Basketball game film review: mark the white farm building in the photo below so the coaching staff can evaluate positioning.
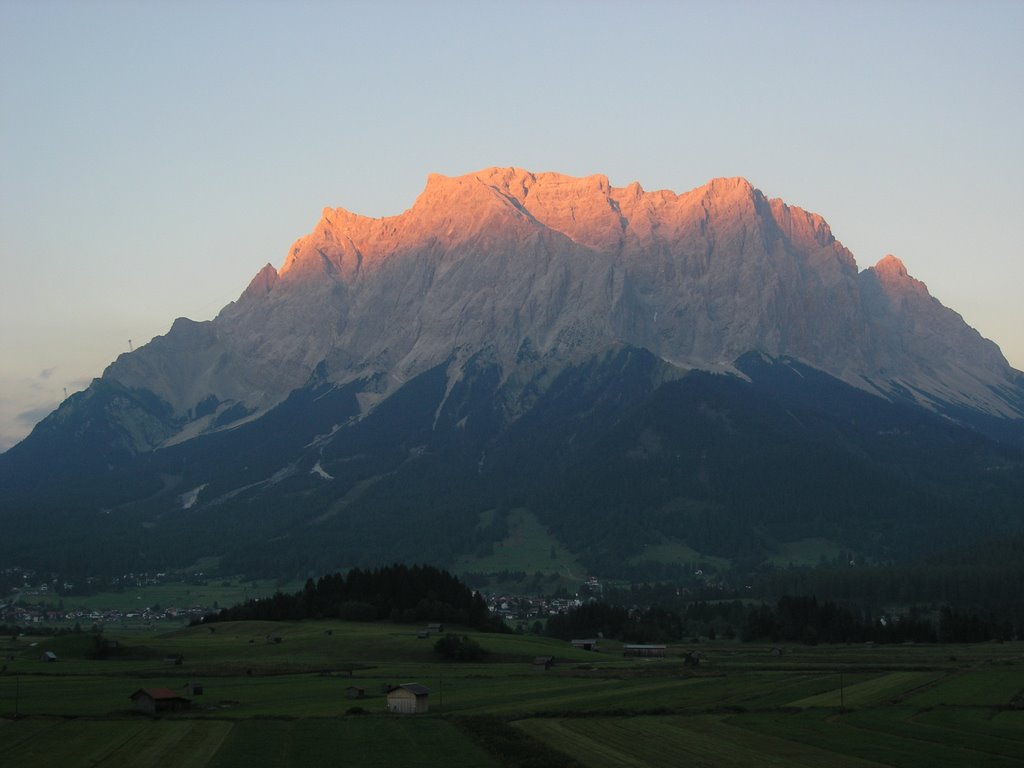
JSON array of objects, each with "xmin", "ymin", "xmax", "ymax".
[{"xmin": 386, "ymin": 683, "xmax": 430, "ymax": 714}]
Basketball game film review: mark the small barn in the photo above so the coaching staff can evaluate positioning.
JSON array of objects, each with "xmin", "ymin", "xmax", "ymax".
[
  {"xmin": 386, "ymin": 683, "xmax": 430, "ymax": 714},
  {"xmin": 129, "ymin": 688, "xmax": 192, "ymax": 715},
  {"xmin": 162, "ymin": 654, "xmax": 184, "ymax": 666},
  {"xmin": 345, "ymin": 686, "xmax": 366, "ymax": 699},
  {"xmin": 571, "ymin": 638, "xmax": 599, "ymax": 651},
  {"xmin": 40, "ymin": 651, "xmax": 58, "ymax": 662},
  {"xmin": 185, "ymin": 682, "xmax": 204, "ymax": 696}
]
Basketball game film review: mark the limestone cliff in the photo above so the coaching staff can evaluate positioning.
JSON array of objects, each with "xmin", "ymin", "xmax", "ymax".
[{"xmin": 101, "ymin": 167, "xmax": 1023, "ymax": 448}]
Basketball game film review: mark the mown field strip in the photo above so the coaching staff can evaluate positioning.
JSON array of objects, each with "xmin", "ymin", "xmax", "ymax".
[
  {"xmin": 687, "ymin": 715, "xmax": 890, "ymax": 768},
  {"xmin": 788, "ymin": 671, "xmax": 943, "ymax": 709},
  {"xmin": 204, "ymin": 720, "xmax": 291, "ymax": 768},
  {"xmin": 517, "ymin": 715, "xmax": 892, "ymax": 768},
  {"xmin": 467, "ymin": 670, "xmax": 802, "ymax": 714},
  {"xmin": 912, "ymin": 706, "xmax": 1024, "ymax": 742},
  {"xmin": 514, "ymin": 717, "xmax": 669, "ymax": 768},
  {"xmin": 730, "ymin": 709, "xmax": 1024, "ymax": 768},
  {"xmin": 452, "ymin": 675, "xmax": 698, "ymax": 714},
  {"xmin": 903, "ymin": 666, "xmax": 1024, "ymax": 707},
  {"xmin": 205, "ymin": 718, "xmax": 500, "ymax": 768},
  {"xmin": 0, "ymin": 716, "xmax": 59, "ymax": 755},
  {"xmin": 118, "ymin": 720, "xmax": 235, "ymax": 768},
  {"xmin": 0, "ymin": 717, "xmax": 502, "ymax": 768},
  {"xmin": 4, "ymin": 719, "xmax": 149, "ymax": 768},
  {"xmin": 846, "ymin": 706, "xmax": 1024, "ymax": 760}
]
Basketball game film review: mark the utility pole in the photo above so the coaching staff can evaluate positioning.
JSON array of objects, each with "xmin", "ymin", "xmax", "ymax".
[{"xmin": 839, "ymin": 669, "xmax": 845, "ymax": 713}]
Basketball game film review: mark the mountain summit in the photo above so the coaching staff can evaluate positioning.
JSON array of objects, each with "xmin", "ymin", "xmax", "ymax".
[
  {"xmin": 99, "ymin": 167, "xmax": 1020, "ymax": 449},
  {"xmin": 3, "ymin": 168, "xmax": 1022, "ymax": 576}
]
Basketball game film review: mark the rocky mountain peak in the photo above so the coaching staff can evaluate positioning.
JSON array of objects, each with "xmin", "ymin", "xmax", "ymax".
[
  {"xmin": 90, "ymin": 167, "xmax": 1024, "ymax": 448},
  {"xmin": 875, "ymin": 253, "xmax": 910, "ymax": 278},
  {"xmin": 240, "ymin": 263, "xmax": 279, "ymax": 300},
  {"xmin": 865, "ymin": 254, "xmax": 933, "ymax": 303}
]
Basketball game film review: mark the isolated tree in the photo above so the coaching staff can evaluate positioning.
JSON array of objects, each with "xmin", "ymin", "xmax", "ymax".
[{"xmin": 433, "ymin": 633, "xmax": 485, "ymax": 661}]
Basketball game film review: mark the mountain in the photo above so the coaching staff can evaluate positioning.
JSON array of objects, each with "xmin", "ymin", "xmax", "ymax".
[{"xmin": 2, "ymin": 168, "xmax": 1022, "ymax": 578}]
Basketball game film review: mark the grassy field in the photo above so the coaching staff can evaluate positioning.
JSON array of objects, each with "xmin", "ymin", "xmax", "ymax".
[
  {"xmin": 1, "ymin": 622, "xmax": 1022, "ymax": 767},
  {"xmin": 767, "ymin": 537, "xmax": 845, "ymax": 567},
  {"xmin": 626, "ymin": 539, "xmax": 732, "ymax": 573},
  {"xmin": 452, "ymin": 509, "xmax": 587, "ymax": 584}
]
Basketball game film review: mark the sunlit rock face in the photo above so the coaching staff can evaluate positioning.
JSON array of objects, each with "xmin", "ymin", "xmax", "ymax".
[{"xmin": 103, "ymin": 167, "xmax": 1023, "ymax": 448}]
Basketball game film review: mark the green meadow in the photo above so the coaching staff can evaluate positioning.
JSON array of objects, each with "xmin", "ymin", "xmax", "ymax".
[
  {"xmin": 1, "ymin": 622, "xmax": 1021, "ymax": 767},
  {"xmin": 453, "ymin": 509, "xmax": 588, "ymax": 585}
]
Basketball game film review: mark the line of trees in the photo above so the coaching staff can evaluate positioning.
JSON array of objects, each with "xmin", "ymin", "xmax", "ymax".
[
  {"xmin": 545, "ymin": 602, "xmax": 683, "ymax": 643},
  {"xmin": 742, "ymin": 597, "xmax": 1017, "ymax": 644},
  {"xmin": 545, "ymin": 596, "xmax": 1019, "ymax": 645}
]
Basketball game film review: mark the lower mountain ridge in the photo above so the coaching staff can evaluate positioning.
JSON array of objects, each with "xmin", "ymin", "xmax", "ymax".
[
  {"xmin": 2, "ymin": 168, "xmax": 1023, "ymax": 577},
  {"xmin": 2, "ymin": 347, "xmax": 1022, "ymax": 578}
]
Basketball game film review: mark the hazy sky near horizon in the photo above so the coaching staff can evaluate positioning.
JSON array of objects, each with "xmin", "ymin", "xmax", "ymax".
[{"xmin": 1, "ymin": 1, "xmax": 1022, "ymax": 451}]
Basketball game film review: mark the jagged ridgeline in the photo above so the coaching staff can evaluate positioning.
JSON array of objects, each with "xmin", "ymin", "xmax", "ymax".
[
  {"xmin": 2, "ymin": 168, "xmax": 1022, "ymax": 577},
  {"xmin": 201, "ymin": 564, "xmax": 501, "ymax": 631}
]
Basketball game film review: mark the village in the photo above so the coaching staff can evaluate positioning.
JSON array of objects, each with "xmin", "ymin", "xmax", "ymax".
[
  {"xmin": 0, "ymin": 566, "xmax": 228, "ymax": 629},
  {"xmin": 0, "ymin": 566, "xmax": 603, "ymax": 632}
]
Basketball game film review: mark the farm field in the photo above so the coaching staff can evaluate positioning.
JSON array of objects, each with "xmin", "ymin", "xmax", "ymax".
[{"xmin": 1, "ymin": 622, "xmax": 1021, "ymax": 767}]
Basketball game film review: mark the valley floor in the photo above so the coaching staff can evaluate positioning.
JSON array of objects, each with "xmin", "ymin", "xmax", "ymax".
[{"xmin": 1, "ymin": 622, "xmax": 1022, "ymax": 767}]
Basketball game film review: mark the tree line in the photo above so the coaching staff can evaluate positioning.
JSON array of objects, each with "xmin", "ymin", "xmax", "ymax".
[
  {"xmin": 546, "ymin": 596, "xmax": 1019, "ymax": 645},
  {"xmin": 198, "ymin": 564, "xmax": 505, "ymax": 632}
]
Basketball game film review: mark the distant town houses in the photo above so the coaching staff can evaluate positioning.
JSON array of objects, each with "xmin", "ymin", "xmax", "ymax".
[
  {"xmin": 1, "ymin": 601, "xmax": 211, "ymax": 626},
  {"xmin": 5, "ymin": 567, "xmax": 607, "ymax": 630},
  {"xmin": 485, "ymin": 593, "xmax": 583, "ymax": 621},
  {"xmin": 1, "ymin": 568, "xmax": 219, "ymax": 627}
]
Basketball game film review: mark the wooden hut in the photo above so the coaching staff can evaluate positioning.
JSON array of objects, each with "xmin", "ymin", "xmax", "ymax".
[
  {"xmin": 129, "ymin": 688, "xmax": 191, "ymax": 715},
  {"xmin": 386, "ymin": 683, "xmax": 430, "ymax": 714}
]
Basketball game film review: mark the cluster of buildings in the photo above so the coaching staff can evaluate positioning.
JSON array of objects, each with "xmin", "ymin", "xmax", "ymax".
[
  {"xmin": 1, "ymin": 566, "xmax": 219, "ymax": 628},
  {"xmin": 485, "ymin": 593, "xmax": 583, "ymax": 622},
  {"xmin": 1, "ymin": 601, "xmax": 210, "ymax": 627},
  {"xmin": 1, "ymin": 567, "xmax": 188, "ymax": 597}
]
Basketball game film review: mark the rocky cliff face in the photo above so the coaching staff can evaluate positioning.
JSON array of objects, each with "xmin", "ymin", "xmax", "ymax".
[{"xmin": 92, "ymin": 167, "xmax": 1024, "ymax": 449}]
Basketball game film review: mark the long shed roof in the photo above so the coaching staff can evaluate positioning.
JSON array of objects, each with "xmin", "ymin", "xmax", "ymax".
[
  {"xmin": 393, "ymin": 683, "xmax": 430, "ymax": 696},
  {"xmin": 130, "ymin": 687, "xmax": 190, "ymax": 701}
]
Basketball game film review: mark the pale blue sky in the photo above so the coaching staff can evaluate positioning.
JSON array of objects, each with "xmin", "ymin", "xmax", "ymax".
[{"xmin": 1, "ymin": 1, "xmax": 1022, "ymax": 450}]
